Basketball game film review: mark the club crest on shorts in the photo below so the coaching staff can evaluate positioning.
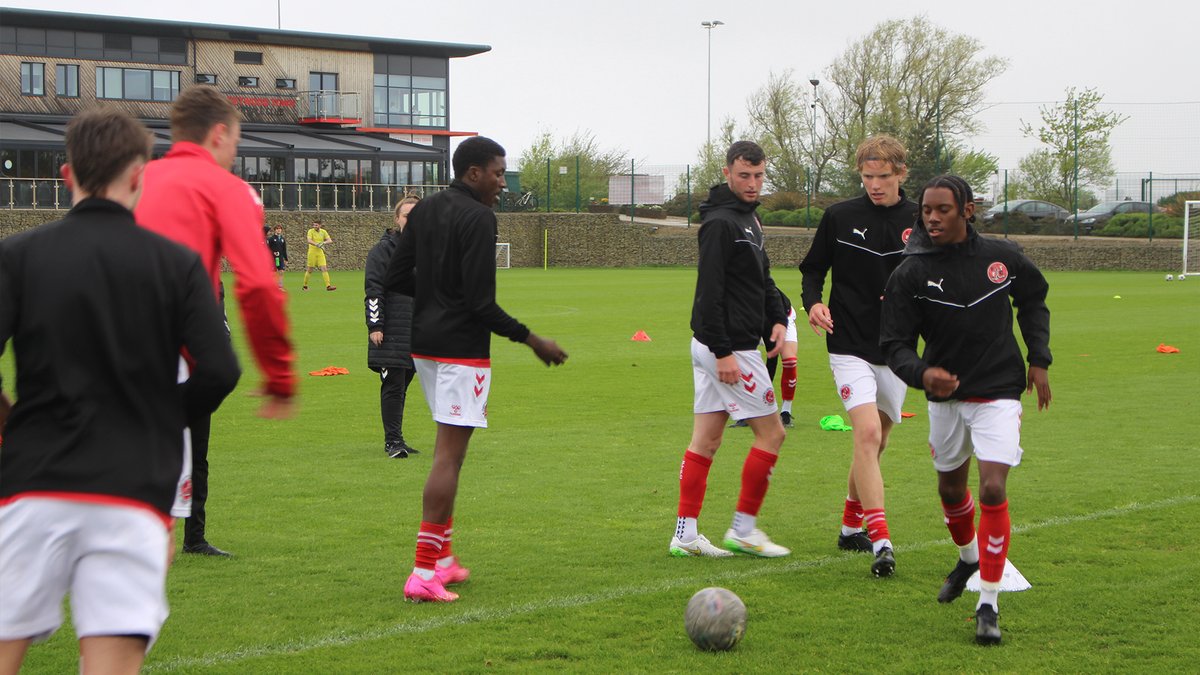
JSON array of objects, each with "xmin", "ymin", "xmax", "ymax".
[
  {"xmin": 987, "ymin": 262, "xmax": 1009, "ymax": 284},
  {"xmin": 901, "ymin": 227, "xmax": 912, "ymax": 244},
  {"xmin": 764, "ymin": 389, "xmax": 775, "ymax": 405},
  {"xmin": 840, "ymin": 384, "xmax": 852, "ymax": 401}
]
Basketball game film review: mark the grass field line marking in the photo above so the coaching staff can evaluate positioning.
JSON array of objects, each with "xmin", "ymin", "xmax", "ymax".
[{"xmin": 145, "ymin": 494, "xmax": 1198, "ymax": 672}]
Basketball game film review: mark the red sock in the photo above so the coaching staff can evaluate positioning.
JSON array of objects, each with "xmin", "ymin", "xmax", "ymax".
[
  {"xmin": 781, "ymin": 358, "xmax": 797, "ymax": 402},
  {"xmin": 678, "ymin": 451, "xmax": 712, "ymax": 518},
  {"xmin": 842, "ymin": 497, "xmax": 864, "ymax": 529},
  {"xmin": 941, "ymin": 491, "xmax": 977, "ymax": 547},
  {"xmin": 735, "ymin": 448, "xmax": 778, "ymax": 516},
  {"xmin": 414, "ymin": 521, "xmax": 447, "ymax": 571},
  {"xmin": 440, "ymin": 516, "xmax": 454, "ymax": 560},
  {"xmin": 863, "ymin": 508, "xmax": 890, "ymax": 543},
  {"xmin": 977, "ymin": 501, "xmax": 1011, "ymax": 584}
]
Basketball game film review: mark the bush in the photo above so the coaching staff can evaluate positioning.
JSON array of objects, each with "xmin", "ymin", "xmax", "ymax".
[
  {"xmin": 761, "ymin": 191, "xmax": 806, "ymax": 211},
  {"xmin": 662, "ymin": 191, "xmax": 706, "ymax": 218},
  {"xmin": 760, "ymin": 209, "xmax": 788, "ymax": 226},
  {"xmin": 1096, "ymin": 213, "xmax": 1183, "ymax": 238},
  {"xmin": 976, "ymin": 213, "xmax": 1038, "ymax": 235},
  {"xmin": 1158, "ymin": 191, "xmax": 1200, "ymax": 217}
]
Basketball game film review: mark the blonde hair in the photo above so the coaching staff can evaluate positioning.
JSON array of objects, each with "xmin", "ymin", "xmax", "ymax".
[
  {"xmin": 393, "ymin": 194, "xmax": 420, "ymax": 218},
  {"xmin": 855, "ymin": 134, "xmax": 908, "ymax": 176}
]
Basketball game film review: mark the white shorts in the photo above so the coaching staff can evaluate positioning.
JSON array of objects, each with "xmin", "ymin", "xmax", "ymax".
[
  {"xmin": 927, "ymin": 399, "xmax": 1024, "ymax": 473},
  {"xmin": 691, "ymin": 338, "xmax": 777, "ymax": 420},
  {"xmin": 413, "ymin": 356, "xmax": 490, "ymax": 428},
  {"xmin": 784, "ymin": 306, "xmax": 798, "ymax": 344},
  {"xmin": 828, "ymin": 353, "xmax": 907, "ymax": 423},
  {"xmin": 172, "ymin": 356, "xmax": 191, "ymax": 518},
  {"xmin": 0, "ymin": 497, "xmax": 170, "ymax": 647}
]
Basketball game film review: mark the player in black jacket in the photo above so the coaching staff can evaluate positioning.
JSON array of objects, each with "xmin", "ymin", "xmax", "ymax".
[
  {"xmin": 671, "ymin": 141, "xmax": 791, "ymax": 560},
  {"xmin": 267, "ymin": 225, "xmax": 289, "ymax": 290},
  {"xmin": 0, "ymin": 109, "xmax": 239, "ymax": 673},
  {"xmin": 365, "ymin": 196, "xmax": 421, "ymax": 459},
  {"xmin": 881, "ymin": 174, "xmax": 1051, "ymax": 646},
  {"xmin": 798, "ymin": 134, "xmax": 917, "ymax": 577},
  {"xmin": 385, "ymin": 137, "xmax": 567, "ymax": 603}
]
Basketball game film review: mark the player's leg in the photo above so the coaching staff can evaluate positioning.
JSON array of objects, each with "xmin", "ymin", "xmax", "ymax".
[
  {"xmin": 722, "ymin": 349, "xmax": 790, "ymax": 558},
  {"xmin": 930, "ymin": 401, "xmax": 980, "ymax": 605},
  {"xmin": 435, "ymin": 516, "xmax": 469, "ymax": 585},
  {"xmin": 829, "ymin": 355, "xmax": 876, "ymax": 554},
  {"xmin": 319, "ymin": 258, "xmax": 334, "ymax": 290},
  {"xmin": 0, "ymin": 639, "xmax": 32, "ymax": 675},
  {"xmin": 181, "ymin": 412, "xmax": 227, "ymax": 557},
  {"xmin": 78, "ymin": 636, "xmax": 147, "ymax": 675},
  {"xmin": 397, "ymin": 367, "xmax": 419, "ymax": 454},
  {"xmin": 405, "ymin": 422, "xmax": 471, "ymax": 602},
  {"xmin": 779, "ymin": 308, "xmax": 799, "ymax": 426},
  {"xmin": 671, "ymin": 411, "xmax": 732, "ymax": 557},
  {"xmin": 380, "ymin": 368, "xmax": 406, "ymax": 458},
  {"xmin": 846, "ymin": 402, "xmax": 895, "ymax": 576}
]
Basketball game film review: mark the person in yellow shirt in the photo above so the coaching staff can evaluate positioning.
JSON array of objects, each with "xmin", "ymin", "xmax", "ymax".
[{"xmin": 303, "ymin": 220, "xmax": 336, "ymax": 291}]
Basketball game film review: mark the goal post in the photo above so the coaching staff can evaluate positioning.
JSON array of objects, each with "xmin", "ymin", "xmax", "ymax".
[
  {"xmin": 496, "ymin": 242, "xmax": 511, "ymax": 270},
  {"xmin": 1184, "ymin": 201, "xmax": 1200, "ymax": 278}
]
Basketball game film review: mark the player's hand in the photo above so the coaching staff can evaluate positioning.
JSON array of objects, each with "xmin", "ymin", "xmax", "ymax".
[
  {"xmin": 764, "ymin": 323, "xmax": 787, "ymax": 358},
  {"xmin": 808, "ymin": 303, "xmax": 833, "ymax": 336},
  {"xmin": 716, "ymin": 355, "xmax": 740, "ymax": 385},
  {"xmin": 526, "ymin": 333, "xmax": 567, "ymax": 366},
  {"xmin": 257, "ymin": 394, "xmax": 296, "ymax": 419},
  {"xmin": 1027, "ymin": 366, "xmax": 1051, "ymax": 410},
  {"xmin": 369, "ymin": 330, "xmax": 384, "ymax": 346},
  {"xmin": 921, "ymin": 367, "xmax": 959, "ymax": 398}
]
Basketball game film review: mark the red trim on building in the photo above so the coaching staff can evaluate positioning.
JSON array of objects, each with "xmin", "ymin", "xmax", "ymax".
[{"xmin": 299, "ymin": 117, "xmax": 364, "ymax": 125}]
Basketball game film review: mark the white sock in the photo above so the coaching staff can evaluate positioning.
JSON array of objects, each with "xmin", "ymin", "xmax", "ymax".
[
  {"xmin": 413, "ymin": 567, "xmax": 435, "ymax": 581},
  {"xmin": 872, "ymin": 538, "xmax": 892, "ymax": 554},
  {"xmin": 676, "ymin": 517, "xmax": 698, "ymax": 542},
  {"xmin": 436, "ymin": 556, "xmax": 455, "ymax": 568},
  {"xmin": 977, "ymin": 582, "xmax": 999, "ymax": 611},
  {"xmin": 841, "ymin": 524, "xmax": 862, "ymax": 537},
  {"xmin": 960, "ymin": 535, "xmax": 980, "ymax": 565},
  {"xmin": 731, "ymin": 511, "xmax": 756, "ymax": 537},
  {"xmin": 781, "ymin": 400, "xmax": 793, "ymax": 414}
]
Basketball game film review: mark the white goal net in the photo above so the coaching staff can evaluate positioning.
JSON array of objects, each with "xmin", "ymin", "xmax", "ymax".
[
  {"xmin": 496, "ymin": 242, "xmax": 511, "ymax": 270},
  {"xmin": 1183, "ymin": 201, "xmax": 1200, "ymax": 278}
]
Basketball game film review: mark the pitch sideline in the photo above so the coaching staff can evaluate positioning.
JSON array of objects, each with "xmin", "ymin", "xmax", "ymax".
[{"xmin": 145, "ymin": 494, "xmax": 1199, "ymax": 672}]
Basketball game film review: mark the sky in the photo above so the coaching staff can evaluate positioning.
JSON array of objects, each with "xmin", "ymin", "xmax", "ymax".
[{"xmin": 6, "ymin": 0, "xmax": 1198, "ymax": 177}]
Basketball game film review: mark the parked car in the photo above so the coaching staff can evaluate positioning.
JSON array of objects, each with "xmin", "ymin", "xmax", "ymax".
[
  {"xmin": 981, "ymin": 200, "xmax": 1070, "ymax": 223},
  {"xmin": 1065, "ymin": 201, "xmax": 1157, "ymax": 231}
]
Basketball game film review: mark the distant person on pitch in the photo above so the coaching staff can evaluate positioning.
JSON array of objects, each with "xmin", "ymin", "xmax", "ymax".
[
  {"xmin": 385, "ymin": 137, "xmax": 567, "ymax": 603},
  {"xmin": 881, "ymin": 174, "xmax": 1051, "ymax": 646},
  {"xmin": 267, "ymin": 225, "xmax": 289, "ymax": 290},
  {"xmin": 670, "ymin": 140, "xmax": 791, "ymax": 560},
  {"xmin": 304, "ymin": 219, "xmax": 336, "ymax": 291},
  {"xmin": 0, "ymin": 108, "xmax": 239, "ymax": 675}
]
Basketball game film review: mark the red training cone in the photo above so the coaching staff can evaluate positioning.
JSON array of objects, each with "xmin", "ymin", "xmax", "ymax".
[{"xmin": 631, "ymin": 330, "xmax": 652, "ymax": 342}]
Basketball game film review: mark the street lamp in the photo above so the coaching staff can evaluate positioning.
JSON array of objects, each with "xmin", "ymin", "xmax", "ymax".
[
  {"xmin": 807, "ymin": 77, "xmax": 819, "ymax": 227},
  {"xmin": 701, "ymin": 20, "xmax": 724, "ymax": 149}
]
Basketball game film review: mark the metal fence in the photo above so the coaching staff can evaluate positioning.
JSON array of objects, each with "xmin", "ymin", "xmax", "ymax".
[{"xmin": 1, "ymin": 178, "xmax": 447, "ymax": 212}]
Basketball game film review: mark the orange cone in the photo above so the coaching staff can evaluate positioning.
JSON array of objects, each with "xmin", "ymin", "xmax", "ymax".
[
  {"xmin": 631, "ymin": 330, "xmax": 652, "ymax": 342},
  {"xmin": 1157, "ymin": 343, "xmax": 1180, "ymax": 354}
]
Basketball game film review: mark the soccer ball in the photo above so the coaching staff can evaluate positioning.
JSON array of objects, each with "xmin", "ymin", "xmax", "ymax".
[
  {"xmin": 1179, "ymin": 274, "xmax": 1187, "ymax": 281},
  {"xmin": 1166, "ymin": 274, "xmax": 1174, "ymax": 281},
  {"xmin": 684, "ymin": 587, "xmax": 747, "ymax": 651}
]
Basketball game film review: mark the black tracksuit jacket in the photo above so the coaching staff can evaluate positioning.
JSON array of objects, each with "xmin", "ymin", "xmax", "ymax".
[
  {"xmin": 0, "ymin": 199, "xmax": 240, "ymax": 516},
  {"xmin": 365, "ymin": 230, "xmax": 413, "ymax": 371},
  {"xmin": 383, "ymin": 181, "xmax": 529, "ymax": 360},
  {"xmin": 799, "ymin": 191, "xmax": 918, "ymax": 365},
  {"xmin": 880, "ymin": 224, "xmax": 1052, "ymax": 402},
  {"xmin": 691, "ymin": 183, "xmax": 787, "ymax": 358}
]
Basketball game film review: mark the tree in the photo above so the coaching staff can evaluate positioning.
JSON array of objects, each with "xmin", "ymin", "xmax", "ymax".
[
  {"xmin": 516, "ymin": 130, "xmax": 628, "ymax": 210},
  {"xmin": 822, "ymin": 16, "xmax": 1008, "ymax": 190},
  {"xmin": 689, "ymin": 116, "xmax": 739, "ymax": 192},
  {"xmin": 1017, "ymin": 87, "xmax": 1127, "ymax": 208},
  {"xmin": 743, "ymin": 70, "xmax": 840, "ymax": 197}
]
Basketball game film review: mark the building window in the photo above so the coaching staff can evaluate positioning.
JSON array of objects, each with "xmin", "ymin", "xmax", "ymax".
[
  {"xmin": 20, "ymin": 62, "xmax": 45, "ymax": 96},
  {"xmin": 238, "ymin": 76, "xmax": 259, "ymax": 87},
  {"xmin": 195, "ymin": 73, "xmax": 217, "ymax": 84},
  {"xmin": 55, "ymin": 64, "xmax": 79, "ymax": 97},
  {"xmin": 309, "ymin": 71, "xmax": 338, "ymax": 91},
  {"xmin": 372, "ymin": 56, "xmax": 447, "ymax": 128},
  {"xmin": 234, "ymin": 50, "xmax": 263, "ymax": 64},
  {"xmin": 97, "ymin": 66, "xmax": 179, "ymax": 101},
  {"xmin": 275, "ymin": 78, "xmax": 296, "ymax": 89}
]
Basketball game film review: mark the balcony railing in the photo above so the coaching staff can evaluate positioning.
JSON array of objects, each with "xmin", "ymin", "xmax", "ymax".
[
  {"xmin": 297, "ymin": 90, "xmax": 362, "ymax": 125},
  {"xmin": 1, "ymin": 178, "xmax": 447, "ymax": 212}
]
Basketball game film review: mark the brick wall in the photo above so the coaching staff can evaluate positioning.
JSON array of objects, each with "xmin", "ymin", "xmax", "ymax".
[{"xmin": 1, "ymin": 209, "xmax": 1183, "ymax": 271}]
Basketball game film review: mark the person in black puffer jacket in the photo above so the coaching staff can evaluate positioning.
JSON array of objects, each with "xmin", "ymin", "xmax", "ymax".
[{"xmin": 365, "ymin": 196, "xmax": 422, "ymax": 459}]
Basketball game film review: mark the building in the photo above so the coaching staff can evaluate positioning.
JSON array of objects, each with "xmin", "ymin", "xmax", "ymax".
[{"xmin": 0, "ymin": 7, "xmax": 489, "ymax": 210}]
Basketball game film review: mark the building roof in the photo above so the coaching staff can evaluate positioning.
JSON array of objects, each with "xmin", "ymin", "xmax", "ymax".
[{"xmin": 0, "ymin": 7, "xmax": 491, "ymax": 59}]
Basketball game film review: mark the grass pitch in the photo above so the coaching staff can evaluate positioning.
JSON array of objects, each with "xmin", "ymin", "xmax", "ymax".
[{"xmin": 6, "ymin": 268, "xmax": 1200, "ymax": 673}]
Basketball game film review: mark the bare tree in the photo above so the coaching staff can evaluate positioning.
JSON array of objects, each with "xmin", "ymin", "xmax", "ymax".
[{"xmin": 1018, "ymin": 87, "xmax": 1127, "ymax": 207}]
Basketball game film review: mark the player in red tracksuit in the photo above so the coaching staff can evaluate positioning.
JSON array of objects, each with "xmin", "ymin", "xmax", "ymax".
[{"xmin": 135, "ymin": 86, "xmax": 296, "ymax": 557}]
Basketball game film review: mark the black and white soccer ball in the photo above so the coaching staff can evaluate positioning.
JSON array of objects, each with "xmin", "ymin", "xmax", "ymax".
[
  {"xmin": 684, "ymin": 587, "xmax": 747, "ymax": 651},
  {"xmin": 1166, "ymin": 274, "xmax": 1174, "ymax": 281}
]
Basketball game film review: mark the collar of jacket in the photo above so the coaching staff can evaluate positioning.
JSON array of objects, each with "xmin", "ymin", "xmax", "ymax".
[
  {"xmin": 700, "ymin": 182, "xmax": 760, "ymax": 216},
  {"xmin": 904, "ymin": 221, "xmax": 980, "ymax": 256},
  {"xmin": 162, "ymin": 141, "xmax": 220, "ymax": 166},
  {"xmin": 69, "ymin": 197, "xmax": 135, "ymax": 219},
  {"xmin": 449, "ymin": 179, "xmax": 485, "ymax": 203},
  {"xmin": 858, "ymin": 187, "xmax": 911, "ymax": 213}
]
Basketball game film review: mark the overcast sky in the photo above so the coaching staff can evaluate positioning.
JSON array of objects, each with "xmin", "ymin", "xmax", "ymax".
[{"xmin": 7, "ymin": 0, "xmax": 1197, "ymax": 176}]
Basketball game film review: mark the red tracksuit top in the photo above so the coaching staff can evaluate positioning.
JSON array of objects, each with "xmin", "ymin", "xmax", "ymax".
[{"xmin": 135, "ymin": 142, "xmax": 295, "ymax": 397}]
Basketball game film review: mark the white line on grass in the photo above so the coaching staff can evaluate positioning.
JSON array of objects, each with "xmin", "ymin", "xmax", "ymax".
[{"xmin": 146, "ymin": 493, "xmax": 1198, "ymax": 672}]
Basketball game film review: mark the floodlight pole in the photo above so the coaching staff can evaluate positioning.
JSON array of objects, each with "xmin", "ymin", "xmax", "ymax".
[
  {"xmin": 808, "ymin": 77, "xmax": 819, "ymax": 228},
  {"xmin": 701, "ymin": 20, "xmax": 724, "ymax": 149}
]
